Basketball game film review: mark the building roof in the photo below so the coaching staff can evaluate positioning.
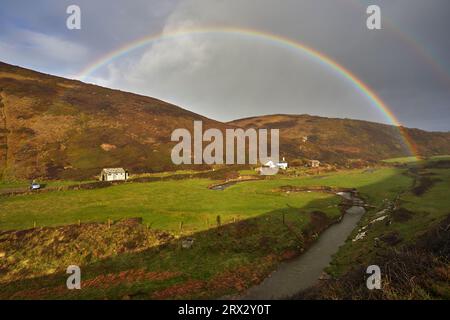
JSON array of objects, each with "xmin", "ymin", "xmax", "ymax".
[
  {"xmin": 264, "ymin": 161, "xmax": 276, "ymax": 167},
  {"xmin": 101, "ymin": 168, "xmax": 126, "ymax": 174}
]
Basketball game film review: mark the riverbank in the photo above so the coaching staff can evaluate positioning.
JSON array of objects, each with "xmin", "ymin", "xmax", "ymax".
[
  {"xmin": 237, "ymin": 192, "xmax": 366, "ymax": 299},
  {"xmin": 294, "ymin": 158, "xmax": 450, "ymax": 299}
]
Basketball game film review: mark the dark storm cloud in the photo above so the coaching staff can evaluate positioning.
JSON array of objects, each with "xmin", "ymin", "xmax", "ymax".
[
  {"xmin": 0, "ymin": 0, "xmax": 449, "ymax": 131},
  {"xmin": 0, "ymin": 0, "xmax": 180, "ymax": 75}
]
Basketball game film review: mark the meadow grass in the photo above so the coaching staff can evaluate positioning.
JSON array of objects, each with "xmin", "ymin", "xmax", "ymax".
[
  {"xmin": 0, "ymin": 167, "xmax": 410, "ymax": 232},
  {"xmin": 397, "ymin": 168, "xmax": 450, "ymax": 240},
  {"xmin": 0, "ymin": 178, "xmax": 335, "ymax": 231}
]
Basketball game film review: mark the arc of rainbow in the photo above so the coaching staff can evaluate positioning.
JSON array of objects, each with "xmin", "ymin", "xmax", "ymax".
[
  {"xmin": 78, "ymin": 26, "xmax": 419, "ymax": 157},
  {"xmin": 348, "ymin": 0, "xmax": 450, "ymax": 89}
]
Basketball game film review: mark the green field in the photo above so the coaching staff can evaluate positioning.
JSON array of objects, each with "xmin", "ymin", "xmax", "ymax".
[{"xmin": 0, "ymin": 168, "xmax": 410, "ymax": 232}]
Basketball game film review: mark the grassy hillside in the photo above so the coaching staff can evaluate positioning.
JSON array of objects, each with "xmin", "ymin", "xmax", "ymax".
[{"xmin": 0, "ymin": 62, "xmax": 227, "ymax": 181}]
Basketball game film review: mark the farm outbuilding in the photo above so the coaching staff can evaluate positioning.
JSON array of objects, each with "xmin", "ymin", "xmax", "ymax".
[
  {"xmin": 310, "ymin": 160, "xmax": 321, "ymax": 168},
  {"xmin": 277, "ymin": 157, "xmax": 288, "ymax": 170},
  {"xmin": 99, "ymin": 168, "xmax": 129, "ymax": 182}
]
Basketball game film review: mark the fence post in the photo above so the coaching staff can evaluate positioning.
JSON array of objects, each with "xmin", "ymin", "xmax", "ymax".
[{"xmin": 216, "ymin": 215, "xmax": 221, "ymax": 227}]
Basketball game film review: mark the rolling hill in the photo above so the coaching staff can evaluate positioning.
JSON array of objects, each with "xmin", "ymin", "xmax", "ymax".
[
  {"xmin": 0, "ymin": 61, "xmax": 449, "ymax": 180},
  {"xmin": 0, "ymin": 62, "xmax": 227, "ymax": 180},
  {"xmin": 228, "ymin": 115, "xmax": 450, "ymax": 164}
]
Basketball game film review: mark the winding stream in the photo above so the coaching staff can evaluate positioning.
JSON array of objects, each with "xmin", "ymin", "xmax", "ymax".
[{"xmin": 239, "ymin": 192, "xmax": 365, "ymax": 300}]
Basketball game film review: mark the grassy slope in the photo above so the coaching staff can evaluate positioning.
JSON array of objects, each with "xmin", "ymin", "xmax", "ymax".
[
  {"xmin": 328, "ymin": 163, "xmax": 449, "ymax": 275},
  {"xmin": 293, "ymin": 158, "xmax": 449, "ymax": 299},
  {"xmin": 399, "ymin": 168, "xmax": 450, "ymax": 240}
]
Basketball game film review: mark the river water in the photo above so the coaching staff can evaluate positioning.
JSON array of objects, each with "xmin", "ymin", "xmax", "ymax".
[{"xmin": 239, "ymin": 194, "xmax": 365, "ymax": 300}]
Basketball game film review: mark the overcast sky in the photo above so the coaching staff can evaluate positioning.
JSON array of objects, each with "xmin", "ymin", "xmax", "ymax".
[{"xmin": 0, "ymin": 0, "xmax": 449, "ymax": 131}]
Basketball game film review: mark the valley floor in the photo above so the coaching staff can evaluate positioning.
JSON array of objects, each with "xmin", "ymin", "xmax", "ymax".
[{"xmin": 0, "ymin": 158, "xmax": 448, "ymax": 299}]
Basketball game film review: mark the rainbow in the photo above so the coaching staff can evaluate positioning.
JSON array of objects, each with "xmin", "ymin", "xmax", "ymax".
[
  {"xmin": 349, "ymin": 0, "xmax": 450, "ymax": 89},
  {"xmin": 78, "ymin": 26, "xmax": 419, "ymax": 157}
]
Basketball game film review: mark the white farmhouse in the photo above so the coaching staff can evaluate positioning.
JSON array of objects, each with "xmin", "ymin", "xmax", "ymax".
[
  {"xmin": 263, "ymin": 157, "xmax": 288, "ymax": 170},
  {"xmin": 99, "ymin": 168, "xmax": 129, "ymax": 182}
]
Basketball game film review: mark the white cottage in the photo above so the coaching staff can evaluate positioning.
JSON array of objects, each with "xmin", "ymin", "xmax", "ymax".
[
  {"xmin": 263, "ymin": 158, "xmax": 288, "ymax": 170},
  {"xmin": 99, "ymin": 168, "xmax": 129, "ymax": 182}
]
